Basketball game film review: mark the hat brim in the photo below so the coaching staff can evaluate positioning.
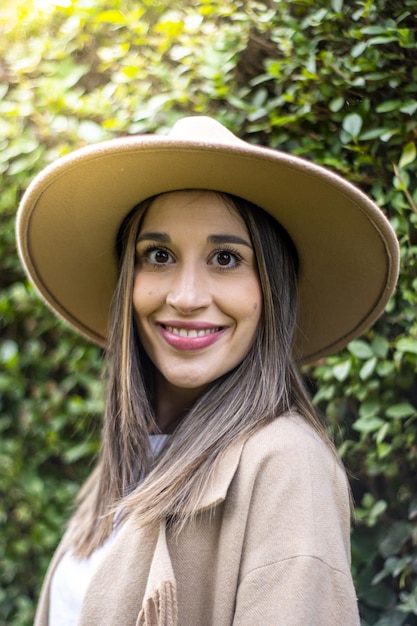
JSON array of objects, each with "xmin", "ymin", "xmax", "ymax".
[{"xmin": 16, "ymin": 134, "xmax": 399, "ymax": 364}]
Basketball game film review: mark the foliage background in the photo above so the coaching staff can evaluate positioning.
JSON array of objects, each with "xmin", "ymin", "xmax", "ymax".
[{"xmin": 0, "ymin": 0, "xmax": 416, "ymax": 624}]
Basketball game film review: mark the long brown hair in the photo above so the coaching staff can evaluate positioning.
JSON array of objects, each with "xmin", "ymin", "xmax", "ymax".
[{"xmin": 68, "ymin": 191, "xmax": 334, "ymax": 557}]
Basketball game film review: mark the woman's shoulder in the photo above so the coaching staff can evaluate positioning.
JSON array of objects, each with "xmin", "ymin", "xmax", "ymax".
[
  {"xmin": 244, "ymin": 412, "xmax": 332, "ymax": 455},
  {"xmin": 234, "ymin": 413, "xmax": 351, "ymax": 528},
  {"xmin": 240, "ymin": 412, "xmax": 345, "ymax": 486}
]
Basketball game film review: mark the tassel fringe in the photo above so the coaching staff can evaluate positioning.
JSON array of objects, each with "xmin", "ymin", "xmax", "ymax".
[{"xmin": 137, "ymin": 580, "xmax": 178, "ymax": 626}]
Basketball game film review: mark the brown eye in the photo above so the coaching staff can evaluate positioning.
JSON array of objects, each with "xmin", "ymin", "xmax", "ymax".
[
  {"xmin": 211, "ymin": 249, "xmax": 242, "ymax": 269},
  {"xmin": 216, "ymin": 252, "xmax": 233, "ymax": 266},
  {"xmin": 153, "ymin": 250, "xmax": 170, "ymax": 264},
  {"xmin": 141, "ymin": 246, "xmax": 174, "ymax": 266}
]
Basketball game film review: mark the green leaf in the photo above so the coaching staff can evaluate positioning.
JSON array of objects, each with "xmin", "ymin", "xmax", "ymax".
[
  {"xmin": 359, "ymin": 399, "xmax": 380, "ymax": 418},
  {"xmin": 353, "ymin": 416, "xmax": 385, "ymax": 434},
  {"xmin": 0, "ymin": 340, "xmax": 18, "ymax": 366},
  {"xmin": 376, "ymin": 422, "xmax": 390, "ymax": 444},
  {"xmin": 371, "ymin": 335, "xmax": 389, "ymax": 359},
  {"xmin": 408, "ymin": 496, "xmax": 417, "ymax": 520},
  {"xmin": 78, "ymin": 120, "xmax": 108, "ymax": 143},
  {"xmin": 400, "ymin": 101, "xmax": 417, "ymax": 115},
  {"xmin": 96, "ymin": 10, "xmax": 127, "ymax": 24},
  {"xmin": 359, "ymin": 583, "xmax": 397, "ymax": 610},
  {"xmin": 398, "ymin": 141, "xmax": 416, "ymax": 169},
  {"xmin": 395, "ymin": 337, "xmax": 417, "ymax": 355},
  {"xmin": 360, "ymin": 356, "xmax": 377, "ymax": 380},
  {"xmin": 379, "ymin": 522, "xmax": 413, "ymax": 557},
  {"xmin": 348, "ymin": 340, "xmax": 374, "ymax": 359},
  {"xmin": 372, "ymin": 555, "xmax": 405, "ymax": 583},
  {"xmin": 376, "ymin": 100, "xmax": 403, "ymax": 113},
  {"xmin": 385, "ymin": 402, "xmax": 416, "ymax": 419},
  {"xmin": 368, "ymin": 36, "xmax": 399, "ymax": 46},
  {"xmin": 332, "ymin": 359, "xmax": 352, "ymax": 381},
  {"xmin": 331, "ymin": 0, "xmax": 343, "ymax": 13},
  {"xmin": 329, "ymin": 96, "xmax": 345, "ymax": 112},
  {"xmin": 342, "ymin": 113, "xmax": 363, "ymax": 138},
  {"xmin": 351, "ymin": 41, "xmax": 367, "ymax": 58},
  {"xmin": 361, "ymin": 25, "xmax": 394, "ymax": 35},
  {"xmin": 64, "ymin": 441, "xmax": 98, "ymax": 464}
]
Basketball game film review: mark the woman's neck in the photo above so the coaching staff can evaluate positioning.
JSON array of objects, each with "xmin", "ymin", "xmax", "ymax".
[{"xmin": 153, "ymin": 375, "xmax": 207, "ymax": 433}]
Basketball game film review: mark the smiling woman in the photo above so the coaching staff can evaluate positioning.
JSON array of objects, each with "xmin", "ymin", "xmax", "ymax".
[{"xmin": 16, "ymin": 115, "xmax": 399, "ymax": 625}]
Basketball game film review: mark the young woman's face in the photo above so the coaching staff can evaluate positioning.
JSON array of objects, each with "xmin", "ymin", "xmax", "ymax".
[{"xmin": 133, "ymin": 190, "xmax": 262, "ymax": 396}]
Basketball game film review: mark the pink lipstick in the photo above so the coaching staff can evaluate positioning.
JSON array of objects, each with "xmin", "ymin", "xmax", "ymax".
[{"xmin": 157, "ymin": 322, "xmax": 227, "ymax": 351}]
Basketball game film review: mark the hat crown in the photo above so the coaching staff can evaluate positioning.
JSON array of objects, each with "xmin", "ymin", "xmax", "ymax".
[{"xmin": 168, "ymin": 116, "xmax": 245, "ymax": 145}]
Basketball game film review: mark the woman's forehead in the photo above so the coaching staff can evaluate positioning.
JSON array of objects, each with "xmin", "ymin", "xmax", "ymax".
[{"xmin": 138, "ymin": 190, "xmax": 248, "ymax": 235}]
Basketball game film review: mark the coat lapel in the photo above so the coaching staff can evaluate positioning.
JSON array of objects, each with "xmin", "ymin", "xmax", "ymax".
[
  {"xmin": 136, "ymin": 521, "xmax": 178, "ymax": 626},
  {"xmin": 136, "ymin": 439, "xmax": 244, "ymax": 626}
]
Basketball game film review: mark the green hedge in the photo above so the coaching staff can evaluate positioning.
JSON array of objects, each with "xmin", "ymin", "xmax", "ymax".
[{"xmin": 1, "ymin": 1, "xmax": 416, "ymax": 624}]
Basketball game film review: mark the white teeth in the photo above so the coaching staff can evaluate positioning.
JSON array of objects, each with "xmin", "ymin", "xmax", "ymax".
[{"xmin": 165, "ymin": 326, "xmax": 219, "ymax": 337}]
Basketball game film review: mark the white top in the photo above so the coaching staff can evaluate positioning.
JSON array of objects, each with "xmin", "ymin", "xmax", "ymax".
[{"xmin": 49, "ymin": 434, "xmax": 168, "ymax": 626}]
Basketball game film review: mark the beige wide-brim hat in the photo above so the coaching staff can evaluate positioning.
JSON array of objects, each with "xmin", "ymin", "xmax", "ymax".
[{"xmin": 16, "ymin": 115, "xmax": 399, "ymax": 364}]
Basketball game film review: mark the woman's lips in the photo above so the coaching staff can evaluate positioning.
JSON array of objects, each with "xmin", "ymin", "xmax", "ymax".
[{"xmin": 157, "ymin": 323, "xmax": 227, "ymax": 351}]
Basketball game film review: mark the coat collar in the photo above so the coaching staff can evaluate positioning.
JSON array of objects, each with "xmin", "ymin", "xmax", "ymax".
[{"xmin": 186, "ymin": 436, "xmax": 244, "ymax": 513}]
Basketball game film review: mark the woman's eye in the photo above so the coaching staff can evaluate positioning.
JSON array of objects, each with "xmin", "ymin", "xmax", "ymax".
[
  {"xmin": 142, "ymin": 247, "xmax": 174, "ymax": 265},
  {"xmin": 211, "ymin": 250, "xmax": 242, "ymax": 268}
]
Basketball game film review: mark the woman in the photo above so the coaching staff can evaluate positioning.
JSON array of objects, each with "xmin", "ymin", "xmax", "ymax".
[{"xmin": 16, "ymin": 116, "xmax": 399, "ymax": 625}]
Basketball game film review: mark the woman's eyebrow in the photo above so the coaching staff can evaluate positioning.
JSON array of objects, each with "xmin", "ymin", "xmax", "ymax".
[
  {"xmin": 137, "ymin": 232, "xmax": 252, "ymax": 247},
  {"xmin": 208, "ymin": 234, "xmax": 252, "ymax": 248},
  {"xmin": 136, "ymin": 232, "xmax": 171, "ymax": 243}
]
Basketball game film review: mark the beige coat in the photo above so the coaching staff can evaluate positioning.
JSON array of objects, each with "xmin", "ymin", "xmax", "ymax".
[{"xmin": 35, "ymin": 414, "xmax": 360, "ymax": 625}]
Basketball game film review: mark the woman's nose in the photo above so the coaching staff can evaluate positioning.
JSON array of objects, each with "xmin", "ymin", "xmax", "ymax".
[{"xmin": 166, "ymin": 265, "xmax": 212, "ymax": 313}]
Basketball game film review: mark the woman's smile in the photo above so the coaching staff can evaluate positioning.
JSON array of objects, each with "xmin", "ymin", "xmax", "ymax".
[
  {"xmin": 157, "ymin": 322, "xmax": 227, "ymax": 351},
  {"xmin": 132, "ymin": 190, "xmax": 262, "ymax": 398}
]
